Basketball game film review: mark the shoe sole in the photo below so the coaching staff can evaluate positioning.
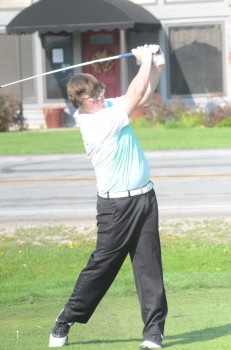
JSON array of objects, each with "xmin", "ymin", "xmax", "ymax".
[
  {"xmin": 140, "ymin": 346, "xmax": 161, "ymax": 349},
  {"xmin": 140, "ymin": 338, "xmax": 162, "ymax": 349},
  {"xmin": 48, "ymin": 334, "xmax": 68, "ymax": 347}
]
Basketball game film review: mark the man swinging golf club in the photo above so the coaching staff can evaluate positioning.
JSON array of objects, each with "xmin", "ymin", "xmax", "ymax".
[{"xmin": 49, "ymin": 44, "xmax": 168, "ymax": 349}]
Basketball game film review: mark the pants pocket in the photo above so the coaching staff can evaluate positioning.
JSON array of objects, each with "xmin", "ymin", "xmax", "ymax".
[{"xmin": 96, "ymin": 198, "xmax": 116, "ymax": 253}]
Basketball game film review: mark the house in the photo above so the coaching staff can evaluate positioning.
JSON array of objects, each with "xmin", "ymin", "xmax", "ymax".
[{"xmin": 0, "ymin": 0, "xmax": 230, "ymax": 129}]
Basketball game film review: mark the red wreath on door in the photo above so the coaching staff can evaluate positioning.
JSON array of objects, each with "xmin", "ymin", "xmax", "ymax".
[{"xmin": 91, "ymin": 48, "xmax": 115, "ymax": 74}]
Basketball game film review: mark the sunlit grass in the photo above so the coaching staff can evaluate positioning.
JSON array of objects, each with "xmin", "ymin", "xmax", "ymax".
[
  {"xmin": 0, "ymin": 219, "xmax": 231, "ymax": 349},
  {"xmin": 0, "ymin": 127, "xmax": 231, "ymax": 155}
]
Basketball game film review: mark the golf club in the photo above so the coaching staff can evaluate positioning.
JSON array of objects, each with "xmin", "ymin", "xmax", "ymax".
[{"xmin": 0, "ymin": 52, "xmax": 134, "ymax": 89}]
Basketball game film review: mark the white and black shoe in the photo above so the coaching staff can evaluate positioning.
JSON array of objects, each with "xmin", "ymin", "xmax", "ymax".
[
  {"xmin": 49, "ymin": 319, "xmax": 73, "ymax": 347},
  {"xmin": 140, "ymin": 335, "xmax": 163, "ymax": 349}
]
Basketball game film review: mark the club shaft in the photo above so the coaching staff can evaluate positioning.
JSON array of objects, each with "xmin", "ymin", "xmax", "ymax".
[{"xmin": 0, "ymin": 52, "xmax": 134, "ymax": 88}]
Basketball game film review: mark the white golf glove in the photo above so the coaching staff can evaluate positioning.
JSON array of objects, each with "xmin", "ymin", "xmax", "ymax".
[{"xmin": 149, "ymin": 44, "xmax": 165, "ymax": 67}]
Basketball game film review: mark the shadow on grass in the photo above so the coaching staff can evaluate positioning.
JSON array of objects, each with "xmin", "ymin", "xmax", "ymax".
[
  {"xmin": 68, "ymin": 338, "xmax": 140, "ymax": 346},
  {"xmin": 68, "ymin": 324, "xmax": 231, "ymax": 347},
  {"xmin": 165, "ymin": 323, "xmax": 231, "ymax": 347}
]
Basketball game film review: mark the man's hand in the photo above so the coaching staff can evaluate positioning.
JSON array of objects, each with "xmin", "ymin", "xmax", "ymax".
[
  {"xmin": 149, "ymin": 44, "xmax": 160, "ymax": 55},
  {"xmin": 131, "ymin": 45, "xmax": 152, "ymax": 65},
  {"xmin": 149, "ymin": 44, "xmax": 165, "ymax": 67},
  {"xmin": 131, "ymin": 44, "xmax": 165, "ymax": 67}
]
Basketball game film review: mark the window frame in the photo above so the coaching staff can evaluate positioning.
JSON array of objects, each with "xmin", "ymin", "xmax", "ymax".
[
  {"xmin": 0, "ymin": 31, "xmax": 37, "ymax": 103},
  {"xmin": 41, "ymin": 33, "xmax": 74, "ymax": 102},
  {"xmin": 165, "ymin": 21, "xmax": 226, "ymax": 99}
]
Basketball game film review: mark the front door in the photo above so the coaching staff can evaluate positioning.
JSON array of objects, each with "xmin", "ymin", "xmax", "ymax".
[{"xmin": 82, "ymin": 30, "xmax": 121, "ymax": 98}]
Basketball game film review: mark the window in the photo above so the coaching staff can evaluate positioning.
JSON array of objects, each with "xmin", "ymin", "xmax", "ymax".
[
  {"xmin": 41, "ymin": 34, "xmax": 73, "ymax": 100},
  {"xmin": 168, "ymin": 24, "xmax": 223, "ymax": 96},
  {"xmin": 0, "ymin": 34, "xmax": 35, "ymax": 102},
  {"xmin": 127, "ymin": 30, "xmax": 158, "ymax": 86}
]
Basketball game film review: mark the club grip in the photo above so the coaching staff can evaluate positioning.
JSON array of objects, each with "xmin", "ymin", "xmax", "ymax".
[{"xmin": 119, "ymin": 53, "xmax": 134, "ymax": 59}]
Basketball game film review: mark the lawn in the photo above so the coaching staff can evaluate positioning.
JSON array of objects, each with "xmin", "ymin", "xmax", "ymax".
[
  {"xmin": 0, "ymin": 127, "xmax": 231, "ymax": 155},
  {"xmin": 1, "ymin": 122, "xmax": 230, "ymax": 349},
  {"xmin": 1, "ymin": 290, "xmax": 231, "ymax": 350},
  {"xmin": 0, "ymin": 218, "xmax": 231, "ymax": 349}
]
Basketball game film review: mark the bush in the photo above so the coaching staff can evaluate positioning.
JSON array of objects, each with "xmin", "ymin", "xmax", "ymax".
[
  {"xmin": 130, "ymin": 117, "xmax": 151, "ymax": 128},
  {"xmin": 203, "ymin": 104, "xmax": 231, "ymax": 127},
  {"xmin": 145, "ymin": 93, "xmax": 188, "ymax": 125},
  {"xmin": 217, "ymin": 117, "xmax": 231, "ymax": 127},
  {"xmin": 0, "ymin": 92, "xmax": 23, "ymax": 132},
  {"xmin": 142, "ymin": 93, "xmax": 231, "ymax": 128},
  {"xmin": 180, "ymin": 113, "xmax": 205, "ymax": 128}
]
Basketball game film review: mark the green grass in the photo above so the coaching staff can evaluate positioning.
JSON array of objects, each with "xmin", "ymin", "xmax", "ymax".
[
  {"xmin": 135, "ymin": 127, "xmax": 231, "ymax": 150},
  {"xmin": 0, "ymin": 219, "xmax": 231, "ymax": 349},
  {"xmin": 0, "ymin": 127, "xmax": 231, "ymax": 155},
  {"xmin": 0, "ymin": 129, "xmax": 85, "ymax": 155},
  {"xmin": 1, "ymin": 290, "xmax": 231, "ymax": 350}
]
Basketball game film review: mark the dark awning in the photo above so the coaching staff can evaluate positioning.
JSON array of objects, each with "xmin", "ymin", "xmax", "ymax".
[{"xmin": 6, "ymin": 0, "xmax": 160, "ymax": 34}]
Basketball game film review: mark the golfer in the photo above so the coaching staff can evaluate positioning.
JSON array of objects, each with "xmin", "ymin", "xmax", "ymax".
[{"xmin": 49, "ymin": 44, "xmax": 168, "ymax": 349}]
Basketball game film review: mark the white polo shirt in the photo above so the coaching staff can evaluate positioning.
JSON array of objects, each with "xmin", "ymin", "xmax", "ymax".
[{"xmin": 75, "ymin": 97, "xmax": 150, "ymax": 193}]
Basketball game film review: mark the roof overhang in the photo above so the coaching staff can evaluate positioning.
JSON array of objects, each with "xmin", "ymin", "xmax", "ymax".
[{"xmin": 6, "ymin": 0, "xmax": 160, "ymax": 34}]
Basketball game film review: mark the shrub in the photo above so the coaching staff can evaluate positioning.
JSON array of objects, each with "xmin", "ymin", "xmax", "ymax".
[
  {"xmin": 203, "ymin": 104, "xmax": 231, "ymax": 127},
  {"xmin": 146, "ymin": 93, "xmax": 190, "ymax": 126},
  {"xmin": 143, "ymin": 93, "xmax": 231, "ymax": 128},
  {"xmin": 217, "ymin": 117, "xmax": 231, "ymax": 127},
  {"xmin": 0, "ymin": 92, "xmax": 23, "ymax": 132},
  {"xmin": 164, "ymin": 113, "xmax": 205, "ymax": 129},
  {"xmin": 180, "ymin": 113, "xmax": 205, "ymax": 128},
  {"xmin": 130, "ymin": 117, "xmax": 151, "ymax": 128}
]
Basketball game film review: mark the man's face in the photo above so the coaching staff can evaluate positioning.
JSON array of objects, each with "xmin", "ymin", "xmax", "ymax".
[{"xmin": 79, "ymin": 87, "xmax": 105, "ymax": 113}]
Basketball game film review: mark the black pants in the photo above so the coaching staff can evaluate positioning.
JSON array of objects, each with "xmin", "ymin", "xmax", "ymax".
[{"xmin": 60, "ymin": 189, "xmax": 168, "ymax": 340}]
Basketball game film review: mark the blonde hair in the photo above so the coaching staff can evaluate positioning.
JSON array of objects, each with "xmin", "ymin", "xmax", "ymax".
[{"xmin": 67, "ymin": 73, "xmax": 105, "ymax": 108}]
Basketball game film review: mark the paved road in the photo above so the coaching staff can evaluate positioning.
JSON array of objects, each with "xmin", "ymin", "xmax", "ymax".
[{"xmin": 0, "ymin": 149, "xmax": 231, "ymax": 224}]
